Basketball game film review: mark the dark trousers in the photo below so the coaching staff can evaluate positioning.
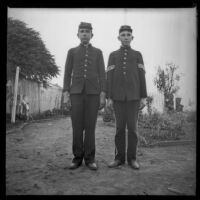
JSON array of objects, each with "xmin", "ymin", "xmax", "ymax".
[
  {"xmin": 70, "ymin": 91, "xmax": 99, "ymax": 165},
  {"xmin": 113, "ymin": 100, "xmax": 140, "ymax": 164}
]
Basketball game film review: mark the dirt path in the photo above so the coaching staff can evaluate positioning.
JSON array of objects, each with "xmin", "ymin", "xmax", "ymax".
[{"xmin": 6, "ymin": 117, "xmax": 196, "ymax": 195}]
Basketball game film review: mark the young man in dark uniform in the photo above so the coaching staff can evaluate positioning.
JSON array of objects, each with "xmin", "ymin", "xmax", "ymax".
[
  {"xmin": 63, "ymin": 22, "xmax": 106, "ymax": 170},
  {"xmin": 106, "ymin": 25, "xmax": 147, "ymax": 169}
]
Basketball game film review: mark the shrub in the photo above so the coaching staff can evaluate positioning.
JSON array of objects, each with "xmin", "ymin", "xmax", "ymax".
[
  {"xmin": 103, "ymin": 106, "xmax": 115, "ymax": 122},
  {"xmin": 146, "ymin": 95, "xmax": 153, "ymax": 116},
  {"xmin": 138, "ymin": 110, "xmax": 186, "ymax": 145},
  {"xmin": 185, "ymin": 110, "xmax": 196, "ymax": 123}
]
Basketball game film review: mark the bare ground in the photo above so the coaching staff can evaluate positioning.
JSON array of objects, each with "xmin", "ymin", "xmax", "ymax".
[{"xmin": 6, "ymin": 116, "xmax": 196, "ymax": 195}]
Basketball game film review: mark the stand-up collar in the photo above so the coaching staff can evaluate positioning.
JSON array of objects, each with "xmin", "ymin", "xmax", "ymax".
[
  {"xmin": 120, "ymin": 45, "xmax": 131, "ymax": 50},
  {"xmin": 80, "ymin": 43, "xmax": 92, "ymax": 48}
]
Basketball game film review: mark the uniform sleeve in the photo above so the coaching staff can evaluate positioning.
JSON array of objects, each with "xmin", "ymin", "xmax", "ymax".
[
  {"xmin": 106, "ymin": 53, "xmax": 115, "ymax": 99},
  {"xmin": 63, "ymin": 49, "xmax": 73, "ymax": 93},
  {"xmin": 97, "ymin": 50, "xmax": 106, "ymax": 93},
  {"xmin": 137, "ymin": 51, "xmax": 147, "ymax": 98}
]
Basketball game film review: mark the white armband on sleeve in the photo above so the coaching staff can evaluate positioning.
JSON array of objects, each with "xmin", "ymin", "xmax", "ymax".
[
  {"xmin": 138, "ymin": 64, "xmax": 146, "ymax": 73},
  {"xmin": 106, "ymin": 65, "xmax": 115, "ymax": 72}
]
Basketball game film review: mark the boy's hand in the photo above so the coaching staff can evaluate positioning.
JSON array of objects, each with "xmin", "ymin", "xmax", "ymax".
[
  {"xmin": 63, "ymin": 91, "xmax": 71, "ymax": 110},
  {"xmin": 107, "ymin": 98, "xmax": 113, "ymax": 110},
  {"xmin": 99, "ymin": 91, "xmax": 106, "ymax": 110},
  {"xmin": 139, "ymin": 98, "xmax": 146, "ymax": 110}
]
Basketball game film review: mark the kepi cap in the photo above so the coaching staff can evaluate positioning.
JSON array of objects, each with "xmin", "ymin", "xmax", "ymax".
[
  {"xmin": 119, "ymin": 25, "xmax": 132, "ymax": 33},
  {"xmin": 79, "ymin": 22, "xmax": 92, "ymax": 30}
]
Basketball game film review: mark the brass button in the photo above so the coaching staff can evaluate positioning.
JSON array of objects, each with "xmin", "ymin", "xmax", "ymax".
[
  {"xmin": 84, "ymin": 75, "xmax": 86, "ymax": 78},
  {"xmin": 123, "ymin": 62, "xmax": 126, "ymax": 65},
  {"xmin": 124, "ymin": 57, "xmax": 126, "ymax": 60},
  {"xmin": 85, "ymin": 54, "xmax": 88, "ymax": 57},
  {"xmin": 123, "ymin": 72, "xmax": 126, "ymax": 75},
  {"xmin": 84, "ymin": 64, "xmax": 87, "ymax": 67}
]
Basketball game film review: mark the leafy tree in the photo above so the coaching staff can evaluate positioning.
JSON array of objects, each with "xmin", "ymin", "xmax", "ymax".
[
  {"xmin": 7, "ymin": 17, "xmax": 60, "ymax": 86},
  {"xmin": 154, "ymin": 62, "xmax": 180, "ymax": 111}
]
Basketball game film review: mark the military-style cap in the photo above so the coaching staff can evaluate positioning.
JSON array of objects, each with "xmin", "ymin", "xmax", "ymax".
[
  {"xmin": 78, "ymin": 22, "xmax": 93, "ymax": 30},
  {"xmin": 119, "ymin": 25, "xmax": 132, "ymax": 33}
]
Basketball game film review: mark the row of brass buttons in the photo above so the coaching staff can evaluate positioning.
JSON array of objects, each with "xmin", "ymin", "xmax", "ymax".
[{"xmin": 123, "ymin": 49, "xmax": 128, "ymax": 75}]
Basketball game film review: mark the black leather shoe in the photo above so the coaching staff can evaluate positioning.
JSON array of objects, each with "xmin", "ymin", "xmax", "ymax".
[
  {"xmin": 129, "ymin": 160, "xmax": 140, "ymax": 170},
  {"xmin": 69, "ymin": 162, "xmax": 81, "ymax": 170},
  {"xmin": 87, "ymin": 162, "xmax": 98, "ymax": 170},
  {"xmin": 108, "ymin": 160, "xmax": 123, "ymax": 168}
]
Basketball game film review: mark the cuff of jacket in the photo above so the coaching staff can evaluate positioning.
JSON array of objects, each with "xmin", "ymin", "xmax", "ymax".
[
  {"xmin": 140, "ymin": 93, "xmax": 147, "ymax": 98},
  {"xmin": 140, "ymin": 85, "xmax": 147, "ymax": 98},
  {"xmin": 106, "ymin": 93, "xmax": 112, "ymax": 99},
  {"xmin": 63, "ymin": 89, "xmax": 70, "ymax": 93},
  {"xmin": 100, "ymin": 83, "xmax": 106, "ymax": 93}
]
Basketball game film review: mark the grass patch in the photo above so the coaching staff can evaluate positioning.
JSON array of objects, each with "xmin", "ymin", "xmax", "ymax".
[{"xmin": 103, "ymin": 110, "xmax": 196, "ymax": 146}]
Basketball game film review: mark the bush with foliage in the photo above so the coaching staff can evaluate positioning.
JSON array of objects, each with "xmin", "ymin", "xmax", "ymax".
[
  {"xmin": 103, "ymin": 105, "xmax": 115, "ymax": 122},
  {"xmin": 138, "ymin": 110, "xmax": 186, "ymax": 145},
  {"xmin": 154, "ymin": 62, "xmax": 181, "ymax": 112},
  {"xmin": 185, "ymin": 110, "xmax": 196, "ymax": 123},
  {"xmin": 146, "ymin": 95, "xmax": 153, "ymax": 115}
]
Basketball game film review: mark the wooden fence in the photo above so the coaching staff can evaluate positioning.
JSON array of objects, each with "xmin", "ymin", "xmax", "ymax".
[
  {"xmin": 6, "ymin": 78, "xmax": 62, "ymax": 115},
  {"xmin": 6, "ymin": 78, "xmax": 167, "ymax": 116}
]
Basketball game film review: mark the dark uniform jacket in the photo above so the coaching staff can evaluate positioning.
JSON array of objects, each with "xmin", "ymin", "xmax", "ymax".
[
  {"xmin": 63, "ymin": 43, "xmax": 106, "ymax": 94},
  {"xmin": 106, "ymin": 46, "xmax": 147, "ymax": 101}
]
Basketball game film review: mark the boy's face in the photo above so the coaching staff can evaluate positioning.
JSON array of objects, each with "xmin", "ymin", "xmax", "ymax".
[
  {"xmin": 118, "ymin": 30, "xmax": 133, "ymax": 46},
  {"xmin": 78, "ymin": 28, "xmax": 93, "ymax": 44}
]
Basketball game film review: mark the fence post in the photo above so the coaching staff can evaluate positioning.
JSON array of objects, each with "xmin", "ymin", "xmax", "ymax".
[{"xmin": 11, "ymin": 66, "xmax": 20, "ymax": 123}]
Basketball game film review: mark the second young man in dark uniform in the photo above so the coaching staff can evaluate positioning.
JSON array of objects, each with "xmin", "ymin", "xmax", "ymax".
[
  {"xmin": 106, "ymin": 25, "xmax": 147, "ymax": 169},
  {"xmin": 63, "ymin": 22, "xmax": 106, "ymax": 170}
]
